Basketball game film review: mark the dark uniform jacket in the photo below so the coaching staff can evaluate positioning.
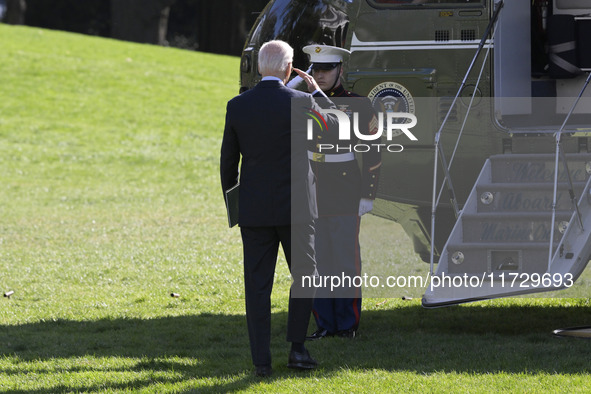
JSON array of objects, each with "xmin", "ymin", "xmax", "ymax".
[
  {"xmin": 310, "ymin": 85, "xmax": 382, "ymax": 216},
  {"xmin": 220, "ymin": 79, "xmax": 335, "ymax": 226}
]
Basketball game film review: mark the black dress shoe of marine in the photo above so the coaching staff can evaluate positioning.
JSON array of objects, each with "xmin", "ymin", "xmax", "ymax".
[
  {"xmin": 255, "ymin": 365, "xmax": 272, "ymax": 377},
  {"xmin": 287, "ymin": 348, "xmax": 317, "ymax": 370},
  {"xmin": 305, "ymin": 328, "xmax": 333, "ymax": 341},
  {"xmin": 336, "ymin": 328, "xmax": 356, "ymax": 339}
]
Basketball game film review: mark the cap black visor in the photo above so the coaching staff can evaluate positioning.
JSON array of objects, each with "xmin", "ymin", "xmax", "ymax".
[{"xmin": 311, "ymin": 62, "xmax": 341, "ymax": 71}]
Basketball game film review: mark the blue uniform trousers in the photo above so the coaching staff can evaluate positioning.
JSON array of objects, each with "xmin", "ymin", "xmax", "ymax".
[{"xmin": 312, "ymin": 215, "xmax": 362, "ymax": 333}]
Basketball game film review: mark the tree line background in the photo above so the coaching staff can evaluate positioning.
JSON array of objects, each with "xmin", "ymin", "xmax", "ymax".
[{"xmin": 1, "ymin": 0, "xmax": 270, "ymax": 56}]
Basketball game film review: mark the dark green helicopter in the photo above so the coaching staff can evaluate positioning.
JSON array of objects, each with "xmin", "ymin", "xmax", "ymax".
[{"xmin": 240, "ymin": 0, "xmax": 591, "ymax": 306}]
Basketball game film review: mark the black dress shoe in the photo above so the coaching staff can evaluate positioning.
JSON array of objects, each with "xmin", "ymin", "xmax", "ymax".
[
  {"xmin": 305, "ymin": 328, "xmax": 333, "ymax": 341},
  {"xmin": 287, "ymin": 348, "xmax": 317, "ymax": 370},
  {"xmin": 255, "ymin": 365, "xmax": 272, "ymax": 377},
  {"xmin": 336, "ymin": 328, "xmax": 356, "ymax": 338}
]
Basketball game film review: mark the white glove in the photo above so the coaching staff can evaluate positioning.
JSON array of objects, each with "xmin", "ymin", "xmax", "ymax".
[
  {"xmin": 286, "ymin": 66, "xmax": 312, "ymax": 88},
  {"xmin": 358, "ymin": 198, "xmax": 374, "ymax": 216}
]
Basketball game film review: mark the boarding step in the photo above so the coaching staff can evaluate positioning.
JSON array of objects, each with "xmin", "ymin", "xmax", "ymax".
[
  {"xmin": 489, "ymin": 153, "xmax": 591, "ymax": 183},
  {"xmin": 475, "ymin": 182, "xmax": 586, "ymax": 212},
  {"xmin": 445, "ymin": 242, "xmax": 552, "ymax": 275},
  {"xmin": 423, "ymin": 152, "xmax": 591, "ymax": 307},
  {"xmin": 461, "ymin": 212, "xmax": 572, "ymax": 243}
]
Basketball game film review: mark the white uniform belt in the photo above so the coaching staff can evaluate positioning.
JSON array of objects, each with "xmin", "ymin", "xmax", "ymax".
[{"xmin": 307, "ymin": 151, "xmax": 355, "ymax": 163}]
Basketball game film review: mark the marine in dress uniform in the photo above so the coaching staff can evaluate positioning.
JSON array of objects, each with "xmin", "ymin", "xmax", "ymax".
[{"xmin": 302, "ymin": 45, "xmax": 382, "ymax": 340}]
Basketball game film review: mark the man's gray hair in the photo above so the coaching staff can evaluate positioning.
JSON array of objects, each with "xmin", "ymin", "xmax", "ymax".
[{"xmin": 258, "ymin": 40, "xmax": 293, "ymax": 76}]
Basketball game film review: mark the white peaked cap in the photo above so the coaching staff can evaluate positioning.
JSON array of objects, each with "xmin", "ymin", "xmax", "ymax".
[{"xmin": 302, "ymin": 44, "xmax": 351, "ymax": 64}]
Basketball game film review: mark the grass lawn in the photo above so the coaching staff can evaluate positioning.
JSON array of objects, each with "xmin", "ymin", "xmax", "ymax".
[{"xmin": 2, "ymin": 24, "xmax": 591, "ymax": 392}]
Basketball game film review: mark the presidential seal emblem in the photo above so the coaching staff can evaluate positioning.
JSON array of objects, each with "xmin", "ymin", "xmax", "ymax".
[{"xmin": 368, "ymin": 82, "xmax": 415, "ymax": 137}]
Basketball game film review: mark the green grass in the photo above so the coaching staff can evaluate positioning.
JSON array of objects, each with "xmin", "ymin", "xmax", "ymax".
[{"xmin": 2, "ymin": 24, "xmax": 591, "ymax": 392}]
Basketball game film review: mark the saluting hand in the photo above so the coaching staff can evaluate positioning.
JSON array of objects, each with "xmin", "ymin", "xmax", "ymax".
[{"xmin": 293, "ymin": 68, "xmax": 321, "ymax": 94}]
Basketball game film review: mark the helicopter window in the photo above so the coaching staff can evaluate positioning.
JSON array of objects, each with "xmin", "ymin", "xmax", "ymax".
[
  {"xmin": 247, "ymin": 0, "xmax": 349, "ymax": 70},
  {"xmin": 248, "ymin": 14, "xmax": 265, "ymax": 45},
  {"xmin": 368, "ymin": 0, "xmax": 483, "ymax": 8}
]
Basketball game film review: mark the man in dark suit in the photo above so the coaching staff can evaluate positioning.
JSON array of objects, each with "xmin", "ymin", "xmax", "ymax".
[{"xmin": 220, "ymin": 40, "xmax": 333, "ymax": 377}]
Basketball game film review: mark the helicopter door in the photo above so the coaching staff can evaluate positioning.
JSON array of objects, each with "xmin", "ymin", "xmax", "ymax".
[
  {"xmin": 552, "ymin": 0, "xmax": 591, "ymax": 115},
  {"xmin": 493, "ymin": 0, "xmax": 532, "ymax": 116}
]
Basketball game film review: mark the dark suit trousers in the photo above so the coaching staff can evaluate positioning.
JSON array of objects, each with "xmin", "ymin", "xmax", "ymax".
[{"xmin": 240, "ymin": 223, "xmax": 316, "ymax": 367}]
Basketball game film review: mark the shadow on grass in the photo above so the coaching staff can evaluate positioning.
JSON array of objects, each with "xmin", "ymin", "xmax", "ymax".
[{"xmin": 2, "ymin": 301, "xmax": 591, "ymax": 391}]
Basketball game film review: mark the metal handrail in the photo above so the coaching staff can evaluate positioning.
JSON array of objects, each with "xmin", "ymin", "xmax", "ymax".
[
  {"xmin": 429, "ymin": 0, "xmax": 505, "ymax": 275},
  {"xmin": 559, "ymin": 148, "xmax": 584, "ymax": 231},
  {"xmin": 435, "ymin": 26, "xmax": 495, "ymax": 209},
  {"xmin": 548, "ymin": 71, "xmax": 591, "ymax": 271}
]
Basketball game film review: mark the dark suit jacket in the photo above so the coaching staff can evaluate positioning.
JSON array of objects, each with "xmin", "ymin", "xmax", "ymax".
[{"xmin": 220, "ymin": 79, "xmax": 332, "ymax": 226}]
